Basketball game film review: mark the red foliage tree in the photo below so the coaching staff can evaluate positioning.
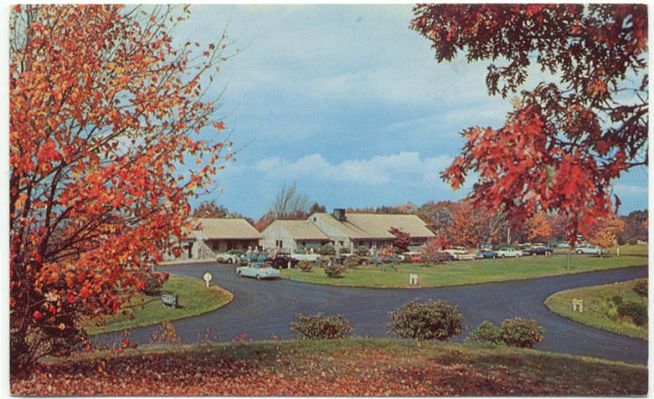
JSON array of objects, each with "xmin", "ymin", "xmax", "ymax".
[
  {"xmin": 389, "ymin": 227, "xmax": 411, "ymax": 253},
  {"xmin": 412, "ymin": 4, "xmax": 648, "ymax": 244},
  {"xmin": 10, "ymin": 5, "xmax": 233, "ymax": 372},
  {"xmin": 526, "ymin": 212, "xmax": 552, "ymax": 242}
]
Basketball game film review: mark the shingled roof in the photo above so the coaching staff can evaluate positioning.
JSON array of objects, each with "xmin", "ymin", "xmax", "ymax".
[
  {"xmin": 269, "ymin": 220, "xmax": 330, "ymax": 240},
  {"xmin": 311, "ymin": 212, "xmax": 435, "ymax": 240},
  {"xmin": 191, "ymin": 218, "xmax": 261, "ymax": 240}
]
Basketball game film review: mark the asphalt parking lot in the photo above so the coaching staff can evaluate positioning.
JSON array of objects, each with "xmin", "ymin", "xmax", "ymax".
[{"xmin": 99, "ymin": 262, "xmax": 648, "ymax": 364}]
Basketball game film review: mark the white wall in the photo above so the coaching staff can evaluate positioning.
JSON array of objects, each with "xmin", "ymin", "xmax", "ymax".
[{"xmin": 261, "ymin": 223, "xmax": 299, "ymax": 251}]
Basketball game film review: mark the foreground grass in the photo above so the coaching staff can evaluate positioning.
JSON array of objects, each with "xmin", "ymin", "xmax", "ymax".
[
  {"xmin": 282, "ymin": 255, "xmax": 646, "ymax": 288},
  {"xmin": 85, "ymin": 276, "xmax": 233, "ymax": 335},
  {"xmin": 13, "ymin": 338, "xmax": 646, "ymax": 396},
  {"xmin": 545, "ymin": 279, "xmax": 648, "ymax": 340}
]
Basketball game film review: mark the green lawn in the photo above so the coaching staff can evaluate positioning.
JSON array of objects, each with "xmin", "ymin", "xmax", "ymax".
[
  {"xmin": 282, "ymin": 255, "xmax": 646, "ymax": 288},
  {"xmin": 545, "ymin": 279, "xmax": 648, "ymax": 340},
  {"xmin": 84, "ymin": 275, "xmax": 233, "ymax": 335},
  {"xmin": 20, "ymin": 338, "xmax": 646, "ymax": 396}
]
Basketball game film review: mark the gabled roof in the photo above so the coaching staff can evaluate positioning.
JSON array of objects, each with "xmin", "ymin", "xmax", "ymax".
[
  {"xmin": 310, "ymin": 212, "xmax": 435, "ymax": 240},
  {"xmin": 266, "ymin": 220, "xmax": 329, "ymax": 240},
  {"xmin": 191, "ymin": 218, "xmax": 261, "ymax": 240}
]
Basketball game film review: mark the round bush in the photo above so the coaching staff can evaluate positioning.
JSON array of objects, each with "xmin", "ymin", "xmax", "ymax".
[
  {"xmin": 324, "ymin": 262, "xmax": 346, "ymax": 278},
  {"xmin": 466, "ymin": 321, "xmax": 503, "ymax": 345},
  {"xmin": 632, "ymin": 279, "xmax": 647, "ymax": 297},
  {"xmin": 355, "ymin": 246, "xmax": 370, "ymax": 256},
  {"xmin": 617, "ymin": 301, "xmax": 647, "ymax": 326},
  {"xmin": 290, "ymin": 313, "xmax": 352, "ymax": 339},
  {"xmin": 297, "ymin": 260, "xmax": 313, "ymax": 272},
  {"xmin": 389, "ymin": 299, "xmax": 464, "ymax": 341},
  {"xmin": 343, "ymin": 255, "xmax": 363, "ymax": 269},
  {"xmin": 320, "ymin": 243, "xmax": 336, "ymax": 256},
  {"xmin": 500, "ymin": 317, "xmax": 544, "ymax": 348}
]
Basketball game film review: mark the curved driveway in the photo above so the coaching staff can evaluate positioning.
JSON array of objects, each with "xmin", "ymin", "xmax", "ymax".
[{"xmin": 100, "ymin": 263, "xmax": 648, "ymax": 364}]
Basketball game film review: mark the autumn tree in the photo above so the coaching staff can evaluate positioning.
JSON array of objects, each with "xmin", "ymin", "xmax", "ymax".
[
  {"xmin": 10, "ymin": 5, "xmax": 233, "ymax": 372},
  {"xmin": 620, "ymin": 210, "xmax": 648, "ymax": 244},
  {"xmin": 308, "ymin": 202, "xmax": 327, "ymax": 214},
  {"xmin": 192, "ymin": 200, "xmax": 230, "ymax": 218},
  {"xmin": 389, "ymin": 227, "xmax": 411, "ymax": 253},
  {"xmin": 267, "ymin": 181, "xmax": 310, "ymax": 219},
  {"xmin": 589, "ymin": 215, "xmax": 625, "ymax": 255},
  {"xmin": 416, "ymin": 201, "xmax": 455, "ymax": 234},
  {"xmin": 526, "ymin": 212, "xmax": 552, "ymax": 242},
  {"xmin": 413, "ymin": 4, "xmax": 648, "ymax": 244}
]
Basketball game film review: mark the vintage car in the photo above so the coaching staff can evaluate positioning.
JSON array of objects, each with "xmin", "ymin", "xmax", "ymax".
[
  {"xmin": 495, "ymin": 247, "xmax": 523, "ymax": 258},
  {"xmin": 236, "ymin": 263, "xmax": 281, "ymax": 280}
]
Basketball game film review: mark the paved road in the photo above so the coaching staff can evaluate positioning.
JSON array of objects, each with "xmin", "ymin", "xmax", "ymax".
[{"xmin": 99, "ymin": 263, "xmax": 648, "ymax": 364}]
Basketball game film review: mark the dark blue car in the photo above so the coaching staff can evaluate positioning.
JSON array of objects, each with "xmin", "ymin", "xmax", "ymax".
[{"xmin": 475, "ymin": 250, "xmax": 498, "ymax": 259}]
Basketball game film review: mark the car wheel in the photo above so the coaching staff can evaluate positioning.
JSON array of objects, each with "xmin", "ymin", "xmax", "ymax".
[
  {"xmin": 256, "ymin": 274, "xmax": 261, "ymax": 280},
  {"xmin": 500, "ymin": 254, "xmax": 505, "ymax": 258},
  {"xmin": 236, "ymin": 270, "xmax": 241, "ymax": 276},
  {"xmin": 227, "ymin": 258, "xmax": 233, "ymax": 264},
  {"xmin": 576, "ymin": 250, "xmax": 583, "ymax": 255}
]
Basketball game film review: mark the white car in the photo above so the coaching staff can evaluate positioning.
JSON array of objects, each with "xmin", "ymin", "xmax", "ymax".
[
  {"xmin": 290, "ymin": 249, "xmax": 320, "ymax": 262},
  {"xmin": 495, "ymin": 247, "xmax": 523, "ymax": 258},
  {"xmin": 216, "ymin": 252, "xmax": 239, "ymax": 264},
  {"xmin": 575, "ymin": 245, "xmax": 605, "ymax": 255},
  {"xmin": 236, "ymin": 263, "xmax": 281, "ymax": 280},
  {"xmin": 444, "ymin": 246, "xmax": 476, "ymax": 261}
]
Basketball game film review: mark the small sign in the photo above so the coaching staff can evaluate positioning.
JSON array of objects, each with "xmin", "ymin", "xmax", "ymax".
[
  {"xmin": 409, "ymin": 273, "xmax": 418, "ymax": 286},
  {"xmin": 203, "ymin": 272, "xmax": 213, "ymax": 287},
  {"xmin": 572, "ymin": 298, "xmax": 583, "ymax": 313}
]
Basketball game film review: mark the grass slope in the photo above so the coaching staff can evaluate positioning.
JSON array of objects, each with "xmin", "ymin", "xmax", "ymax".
[
  {"xmin": 85, "ymin": 275, "xmax": 233, "ymax": 335},
  {"xmin": 282, "ymin": 255, "xmax": 646, "ymax": 288},
  {"xmin": 13, "ymin": 338, "xmax": 646, "ymax": 396},
  {"xmin": 545, "ymin": 279, "xmax": 648, "ymax": 340}
]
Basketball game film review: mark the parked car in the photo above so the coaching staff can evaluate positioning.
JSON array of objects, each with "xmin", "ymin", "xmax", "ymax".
[
  {"xmin": 236, "ymin": 263, "xmax": 281, "ymax": 280},
  {"xmin": 444, "ymin": 246, "xmax": 476, "ymax": 260},
  {"xmin": 475, "ymin": 250, "xmax": 498, "ymax": 259},
  {"xmin": 265, "ymin": 253, "xmax": 299, "ymax": 269},
  {"xmin": 216, "ymin": 252, "xmax": 240, "ymax": 264},
  {"xmin": 575, "ymin": 245, "xmax": 605, "ymax": 255},
  {"xmin": 290, "ymin": 249, "xmax": 320, "ymax": 262},
  {"xmin": 495, "ymin": 247, "xmax": 523, "ymax": 258},
  {"xmin": 523, "ymin": 246, "xmax": 553, "ymax": 256}
]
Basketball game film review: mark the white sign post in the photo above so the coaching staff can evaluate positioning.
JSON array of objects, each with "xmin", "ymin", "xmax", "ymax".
[
  {"xmin": 409, "ymin": 273, "xmax": 418, "ymax": 286},
  {"xmin": 203, "ymin": 272, "xmax": 213, "ymax": 288},
  {"xmin": 572, "ymin": 298, "xmax": 583, "ymax": 313}
]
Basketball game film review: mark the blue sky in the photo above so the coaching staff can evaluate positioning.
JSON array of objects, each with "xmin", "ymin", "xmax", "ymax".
[{"xmin": 176, "ymin": 5, "xmax": 648, "ymax": 219}]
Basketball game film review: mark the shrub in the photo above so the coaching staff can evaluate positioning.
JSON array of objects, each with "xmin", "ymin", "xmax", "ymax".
[
  {"xmin": 355, "ymin": 246, "xmax": 370, "ymax": 256},
  {"xmin": 344, "ymin": 255, "xmax": 362, "ymax": 269},
  {"xmin": 500, "ymin": 317, "xmax": 544, "ymax": 348},
  {"xmin": 339, "ymin": 246, "xmax": 351, "ymax": 255},
  {"xmin": 388, "ymin": 299, "xmax": 464, "ymax": 341},
  {"xmin": 324, "ymin": 261, "xmax": 346, "ymax": 278},
  {"xmin": 617, "ymin": 301, "xmax": 648, "ymax": 326},
  {"xmin": 628, "ymin": 239, "xmax": 638, "ymax": 245},
  {"xmin": 466, "ymin": 321, "xmax": 503, "ymax": 345},
  {"xmin": 142, "ymin": 272, "xmax": 168, "ymax": 296},
  {"xmin": 290, "ymin": 313, "xmax": 352, "ymax": 339},
  {"xmin": 632, "ymin": 279, "xmax": 648, "ymax": 297},
  {"xmin": 612, "ymin": 295, "xmax": 624, "ymax": 306},
  {"xmin": 320, "ymin": 243, "xmax": 336, "ymax": 256},
  {"xmin": 298, "ymin": 260, "xmax": 313, "ymax": 272}
]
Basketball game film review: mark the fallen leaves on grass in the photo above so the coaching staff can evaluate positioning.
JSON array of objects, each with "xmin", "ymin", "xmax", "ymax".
[{"xmin": 11, "ymin": 341, "xmax": 646, "ymax": 396}]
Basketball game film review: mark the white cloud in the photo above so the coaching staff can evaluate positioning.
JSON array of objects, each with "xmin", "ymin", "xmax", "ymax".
[{"xmin": 254, "ymin": 151, "xmax": 453, "ymax": 186}]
